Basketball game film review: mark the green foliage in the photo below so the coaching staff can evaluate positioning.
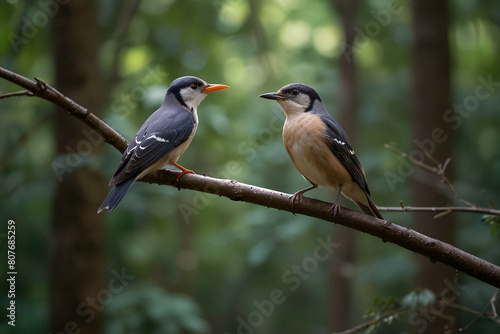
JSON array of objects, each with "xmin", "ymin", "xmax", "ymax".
[
  {"xmin": 361, "ymin": 289, "xmax": 438, "ymax": 334},
  {"xmin": 106, "ymin": 284, "xmax": 209, "ymax": 334},
  {"xmin": 400, "ymin": 288, "xmax": 435, "ymax": 310},
  {"xmin": 482, "ymin": 215, "xmax": 500, "ymax": 236},
  {"xmin": 365, "ymin": 295, "xmax": 399, "ymax": 318}
]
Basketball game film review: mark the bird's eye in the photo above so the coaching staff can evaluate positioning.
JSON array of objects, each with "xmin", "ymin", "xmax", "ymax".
[
  {"xmin": 291, "ymin": 89, "xmax": 299, "ymax": 96},
  {"xmin": 190, "ymin": 84, "xmax": 198, "ymax": 90}
]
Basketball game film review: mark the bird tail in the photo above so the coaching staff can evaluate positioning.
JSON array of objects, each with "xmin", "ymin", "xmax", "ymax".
[
  {"xmin": 355, "ymin": 194, "xmax": 384, "ymax": 220},
  {"xmin": 97, "ymin": 177, "xmax": 136, "ymax": 213}
]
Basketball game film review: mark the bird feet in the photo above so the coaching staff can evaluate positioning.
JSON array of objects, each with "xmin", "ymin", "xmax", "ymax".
[
  {"xmin": 290, "ymin": 190, "xmax": 305, "ymax": 206},
  {"xmin": 290, "ymin": 185, "xmax": 318, "ymax": 206},
  {"xmin": 329, "ymin": 201, "xmax": 342, "ymax": 218},
  {"xmin": 173, "ymin": 163, "xmax": 195, "ymax": 182},
  {"xmin": 330, "ymin": 185, "xmax": 343, "ymax": 219}
]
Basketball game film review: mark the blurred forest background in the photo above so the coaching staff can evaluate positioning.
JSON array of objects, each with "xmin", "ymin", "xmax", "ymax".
[{"xmin": 1, "ymin": 0, "xmax": 500, "ymax": 333}]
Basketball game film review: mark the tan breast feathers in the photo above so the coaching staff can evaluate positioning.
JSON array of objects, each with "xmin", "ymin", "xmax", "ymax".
[{"xmin": 283, "ymin": 113, "xmax": 352, "ymax": 189}]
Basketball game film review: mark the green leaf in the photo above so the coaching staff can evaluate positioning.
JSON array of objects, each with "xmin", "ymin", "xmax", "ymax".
[
  {"xmin": 401, "ymin": 288, "xmax": 435, "ymax": 310},
  {"xmin": 482, "ymin": 215, "xmax": 500, "ymax": 236}
]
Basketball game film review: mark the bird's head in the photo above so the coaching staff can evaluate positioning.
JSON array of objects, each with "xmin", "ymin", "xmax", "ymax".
[
  {"xmin": 260, "ymin": 83, "xmax": 322, "ymax": 116},
  {"xmin": 168, "ymin": 76, "xmax": 230, "ymax": 111}
]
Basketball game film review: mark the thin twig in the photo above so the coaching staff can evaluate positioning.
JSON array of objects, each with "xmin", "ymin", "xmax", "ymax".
[
  {"xmin": 0, "ymin": 67, "xmax": 128, "ymax": 152},
  {"xmin": 447, "ymin": 290, "xmax": 500, "ymax": 332},
  {"xmin": 424, "ymin": 149, "xmax": 441, "ymax": 167},
  {"xmin": 445, "ymin": 302, "xmax": 499, "ymax": 323},
  {"xmin": 483, "ymin": 189, "xmax": 497, "ymax": 210},
  {"xmin": 342, "ymin": 291, "xmax": 500, "ymax": 334},
  {"xmin": 385, "ymin": 143, "xmax": 438, "ymax": 174},
  {"xmin": 332, "ymin": 309, "xmax": 406, "ymax": 334},
  {"xmin": 385, "ymin": 143, "xmax": 477, "ymax": 207},
  {"xmin": 443, "ymin": 157, "xmax": 452, "ymax": 172},
  {"xmin": 446, "ymin": 179, "xmax": 476, "ymax": 208},
  {"xmin": 491, "ymin": 290, "xmax": 499, "ymax": 319},
  {"xmin": 433, "ymin": 210, "xmax": 452, "ymax": 219},
  {"xmin": 0, "ymin": 90, "xmax": 33, "ymax": 99},
  {"xmin": 378, "ymin": 206, "xmax": 500, "ymax": 217}
]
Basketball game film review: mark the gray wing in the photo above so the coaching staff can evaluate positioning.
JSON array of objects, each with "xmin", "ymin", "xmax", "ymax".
[
  {"xmin": 320, "ymin": 115, "xmax": 370, "ymax": 195},
  {"xmin": 110, "ymin": 107, "xmax": 195, "ymax": 186}
]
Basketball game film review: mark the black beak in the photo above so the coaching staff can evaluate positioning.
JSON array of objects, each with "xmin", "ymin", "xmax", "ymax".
[{"xmin": 259, "ymin": 92, "xmax": 285, "ymax": 100}]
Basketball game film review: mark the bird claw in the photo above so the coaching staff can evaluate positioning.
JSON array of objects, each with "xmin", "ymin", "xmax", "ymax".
[
  {"xmin": 171, "ymin": 167, "xmax": 195, "ymax": 190},
  {"xmin": 175, "ymin": 169, "xmax": 195, "ymax": 182},
  {"xmin": 290, "ymin": 191, "xmax": 304, "ymax": 206},
  {"xmin": 173, "ymin": 162, "xmax": 195, "ymax": 183},
  {"xmin": 330, "ymin": 201, "xmax": 341, "ymax": 219},
  {"xmin": 290, "ymin": 185, "xmax": 317, "ymax": 207}
]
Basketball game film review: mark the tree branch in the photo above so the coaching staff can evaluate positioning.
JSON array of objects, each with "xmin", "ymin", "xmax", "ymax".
[
  {"xmin": 0, "ymin": 90, "xmax": 33, "ymax": 99},
  {"xmin": 331, "ymin": 308, "xmax": 406, "ymax": 334},
  {"xmin": 1, "ymin": 66, "xmax": 500, "ymax": 289},
  {"xmin": 385, "ymin": 143, "xmax": 477, "ymax": 207},
  {"xmin": 0, "ymin": 67, "xmax": 128, "ymax": 153},
  {"xmin": 378, "ymin": 205, "xmax": 500, "ymax": 217},
  {"xmin": 384, "ymin": 143, "xmax": 500, "ymax": 218}
]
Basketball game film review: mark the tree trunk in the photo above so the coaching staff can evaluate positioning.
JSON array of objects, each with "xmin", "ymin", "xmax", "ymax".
[
  {"xmin": 49, "ymin": 1, "xmax": 106, "ymax": 333},
  {"xmin": 329, "ymin": 0, "xmax": 359, "ymax": 331},
  {"xmin": 412, "ymin": 0, "xmax": 458, "ymax": 331}
]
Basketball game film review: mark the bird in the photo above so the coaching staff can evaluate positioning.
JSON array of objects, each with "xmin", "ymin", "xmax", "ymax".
[
  {"xmin": 97, "ymin": 76, "xmax": 230, "ymax": 213},
  {"xmin": 260, "ymin": 83, "xmax": 383, "ymax": 219}
]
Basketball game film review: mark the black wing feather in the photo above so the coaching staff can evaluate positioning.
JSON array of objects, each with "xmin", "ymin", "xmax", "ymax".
[
  {"xmin": 320, "ymin": 115, "xmax": 370, "ymax": 195},
  {"xmin": 110, "ymin": 108, "xmax": 195, "ymax": 186}
]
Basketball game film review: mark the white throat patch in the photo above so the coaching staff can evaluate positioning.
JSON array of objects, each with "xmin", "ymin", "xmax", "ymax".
[{"xmin": 180, "ymin": 87, "xmax": 208, "ymax": 111}]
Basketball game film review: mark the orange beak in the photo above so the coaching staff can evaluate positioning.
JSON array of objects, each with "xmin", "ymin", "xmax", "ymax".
[{"xmin": 202, "ymin": 83, "xmax": 230, "ymax": 93}]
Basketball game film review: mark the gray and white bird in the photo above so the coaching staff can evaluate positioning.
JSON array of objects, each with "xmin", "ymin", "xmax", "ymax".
[
  {"xmin": 260, "ymin": 83, "xmax": 383, "ymax": 219},
  {"xmin": 98, "ymin": 76, "xmax": 229, "ymax": 213}
]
